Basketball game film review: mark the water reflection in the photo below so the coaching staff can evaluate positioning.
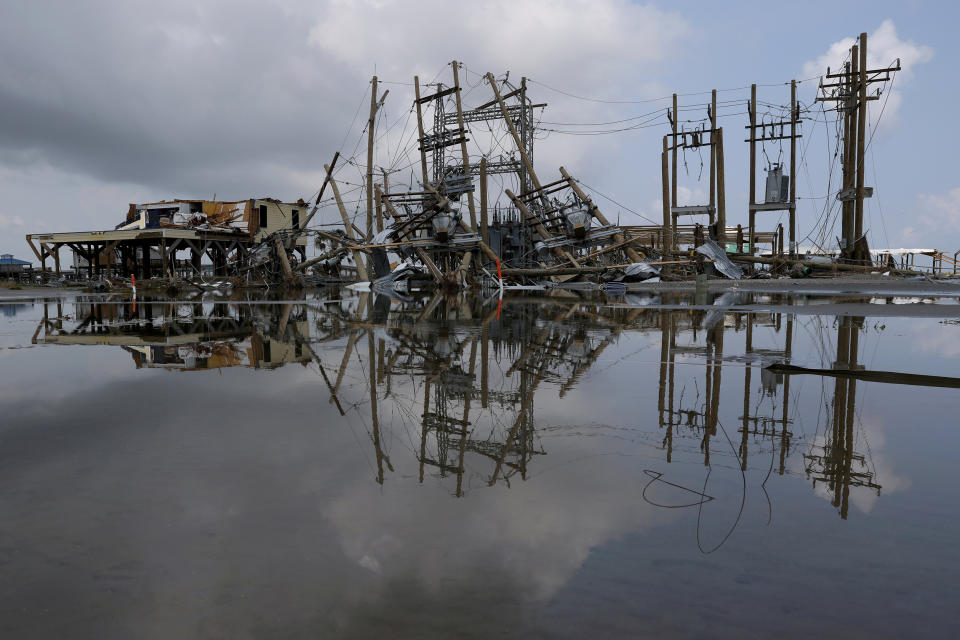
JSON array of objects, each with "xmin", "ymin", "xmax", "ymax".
[
  {"xmin": 27, "ymin": 290, "xmax": 903, "ymax": 523},
  {"xmin": 802, "ymin": 316, "xmax": 881, "ymax": 519},
  {"xmin": 6, "ymin": 289, "xmax": 960, "ymax": 636},
  {"xmin": 32, "ymin": 297, "xmax": 311, "ymax": 370},
  {"xmin": 1, "ymin": 302, "xmax": 32, "ymax": 317}
]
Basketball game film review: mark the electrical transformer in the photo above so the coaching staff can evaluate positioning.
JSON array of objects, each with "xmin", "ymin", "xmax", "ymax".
[{"xmin": 764, "ymin": 165, "xmax": 790, "ymax": 204}]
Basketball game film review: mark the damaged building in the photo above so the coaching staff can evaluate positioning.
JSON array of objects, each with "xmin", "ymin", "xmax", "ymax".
[{"xmin": 26, "ymin": 197, "xmax": 309, "ymax": 281}]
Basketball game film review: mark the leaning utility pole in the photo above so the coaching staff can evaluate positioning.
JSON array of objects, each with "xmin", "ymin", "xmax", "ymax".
[
  {"xmin": 326, "ymin": 163, "xmax": 369, "ymax": 282},
  {"xmin": 479, "ymin": 156, "xmax": 489, "ymax": 245},
  {"xmin": 485, "ymin": 72, "xmax": 542, "ymax": 193}
]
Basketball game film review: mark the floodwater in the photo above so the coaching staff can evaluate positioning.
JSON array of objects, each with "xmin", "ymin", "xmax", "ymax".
[{"xmin": 1, "ymin": 287, "xmax": 958, "ymax": 638}]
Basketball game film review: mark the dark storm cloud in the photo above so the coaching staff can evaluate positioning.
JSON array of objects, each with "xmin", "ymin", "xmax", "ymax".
[{"xmin": 0, "ymin": 1, "xmax": 362, "ymax": 198}]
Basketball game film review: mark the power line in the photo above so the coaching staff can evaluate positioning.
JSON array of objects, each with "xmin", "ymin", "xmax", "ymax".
[{"xmin": 575, "ymin": 179, "xmax": 660, "ymax": 225}]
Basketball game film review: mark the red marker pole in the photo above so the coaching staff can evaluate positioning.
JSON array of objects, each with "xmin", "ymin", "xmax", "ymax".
[{"xmin": 496, "ymin": 258, "xmax": 503, "ymax": 297}]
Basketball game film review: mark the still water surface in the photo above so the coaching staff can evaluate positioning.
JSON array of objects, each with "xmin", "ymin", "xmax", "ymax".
[{"xmin": 1, "ymin": 289, "xmax": 958, "ymax": 638}]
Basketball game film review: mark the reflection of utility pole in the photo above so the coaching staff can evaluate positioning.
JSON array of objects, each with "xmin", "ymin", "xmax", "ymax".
[
  {"xmin": 489, "ymin": 351, "xmax": 545, "ymax": 486},
  {"xmin": 779, "ymin": 316, "xmax": 793, "ymax": 474},
  {"xmin": 657, "ymin": 311, "xmax": 670, "ymax": 460},
  {"xmin": 657, "ymin": 312, "xmax": 678, "ymax": 461},
  {"xmin": 368, "ymin": 332, "xmax": 385, "ymax": 484},
  {"xmin": 454, "ymin": 339, "xmax": 478, "ymax": 497},
  {"xmin": 803, "ymin": 316, "xmax": 880, "ymax": 519},
  {"xmin": 740, "ymin": 314, "xmax": 753, "ymax": 470},
  {"xmin": 703, "ymin": 317, "xmax": 724, "ymax": 466},
  {"xmin": 419, "ymin": 378, "xmax": 430, "ymax": 484},
  {"xmin": 656, "ymin": 307, "xmax": 724, "ymax": 467},
  {"xmin": 735, "ymin": 312, "xmax": 795, "ymax": 474}
]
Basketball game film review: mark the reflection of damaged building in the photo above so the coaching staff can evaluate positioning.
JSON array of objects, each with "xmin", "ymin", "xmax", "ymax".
[
  {"xmin": 26, "ymin": 197, "xmax": 308, "ymax": 280},
  {"xmin": 31, "ymin": 299, "xmax": 312, "ymax": 371}
]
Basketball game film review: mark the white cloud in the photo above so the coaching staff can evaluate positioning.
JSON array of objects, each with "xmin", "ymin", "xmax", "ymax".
[
  {"xmin": 895, "ymin": 187, "xmax": 960, "ymax": 249},
  {"xmin": 918, "ymin": 187, "xmax": 960, "ymax": 232},
  {"xmin": 0, "ymin": 161, "xmax": 165, "ymax": 256},
  {"xmin": 676, "ymin": 185, "xmax": 707, "ymax": 207},
  {"xmin": 0, "ymin": 1, "xmax": 688, "ymax": 249},
  {"xmin": 912, "ymin": 320, "xmax": 960, "ymax": 359},
  {"xmin": 308, "ymin": 0, "xmax": 688, "ymax": 88},
  {"xmin": 306, "ymin": 0, "xmax": 688, "ymax": 199},
  {"xmin": 805, "ymin": 416, "xmax": 910, "ymax": 516},
  {"xmin": 0, "ymin": 213, "xmax": 25, "ymax": 230},
  {"xmin": 802, "ymin": 20, "xmax": 933, "ymax": 130}
]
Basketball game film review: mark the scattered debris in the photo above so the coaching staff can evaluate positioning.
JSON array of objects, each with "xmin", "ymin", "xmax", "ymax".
[{"xmin": 696, "ymin": 239, "xmax": 743, "ymax": 280}]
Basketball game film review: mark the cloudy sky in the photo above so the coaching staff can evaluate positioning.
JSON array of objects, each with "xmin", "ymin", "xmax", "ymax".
[{"xmin": 0, "ymin": 0, "xmax": 952, "ymax": 259}]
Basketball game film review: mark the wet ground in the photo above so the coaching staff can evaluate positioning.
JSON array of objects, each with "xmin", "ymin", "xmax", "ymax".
[{"xmin": 1, "ymin": 287, "xmax": 958, "ymax": 638}]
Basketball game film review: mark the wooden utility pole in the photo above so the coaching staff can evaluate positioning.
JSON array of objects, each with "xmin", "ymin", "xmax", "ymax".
[
  {"xmin": 505, "ymin": 188, "xmax": 579, "ymax": 266},
  {"xmin": 413, "ymin": 76, "xmax": 429, "ymax": 186},
  {"xmin": 480, "ymin": 156, "xmax": 489, "ymax": 245},
  {"xmin": 451, "ymin": 61, "xmax": 477, "ymax": 230},
  {"xmin": 366, "ymin": 77, "xmax": 388, "ymax": 241},
  {"xmin": 301, "ymin": 152, "xmax": 340, "ymax": 232},
  {"xmin": 709, "ymin": 89, "xmax": 717, "ymax": 211},
  {"xmin": 716, "ymin": 127, "xmax": 726, "ymax": 243},
  {"xmin": 274, "ymin": 236, "xmax": 294, "ymax": 283},
  {"xmin": 661, "ymin": 135, "xmax": 672, "ymax": 256},
  {"xmin": 747, "ymin": 81, "xmax": 801, "ymax": 257},
  {"xmin": 842, "ymin": 49, "xmax": 858, "ymax": 257},
  {"xmin": 375, "ymin": 168, "xmax": 389, "ymax": 233},
  {"xmin": 789, "ymin": 79, "xmax": 797, "ymax": 255},
  {"xmin": 854, "ymin": 33, "xmax": 868, "ymax": 259},
  {"xmin": 671, "ymin": 93, "xmax": 678, "ymax": 210},
  {"xmin": 367, "ymin": 76, "xmax": 378, "ymax": 241},
  {"xmin": 485, "ymin": 72, "xmax": 542, "ymax": 192},
  {"xmin": 664, "ymin": 93, "xmax": 725, "ymax": 246},
  {"xmin": 374, "ymin": 184, "xmax": 384, "ymax": 234},
  {"xmin": 558, "ymin": 166, "xmax": 643, "ymax": 262},
  {"xmin": 748, "ymin": 83, "xmax": 757, "ymax": 255},
  {"xmin": 816, "ymin": 31, "xmax": 898, "ymax": 263},
  {"xmin": 325, "ymin": 163, "xmax": 369, "ymax": 282}
]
